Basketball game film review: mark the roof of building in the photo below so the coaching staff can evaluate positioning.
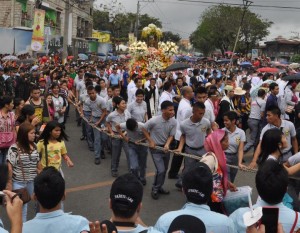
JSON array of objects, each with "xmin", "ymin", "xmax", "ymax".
[{"xmin": 264, "ymin": 36, "xmax": 300, "ymax": 45}]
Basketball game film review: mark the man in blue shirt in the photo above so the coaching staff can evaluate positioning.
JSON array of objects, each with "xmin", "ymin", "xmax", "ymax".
[
  {"xmin": 154, "ymin": 163, "xmax": 236, "ymax": 233},
  {"xmin": 108, "ymin": 67, "xmax": 121, "ymax": 88},
  {"xmin": 23, "ymin": 167, "xmax": 90, "ymax": 233},
  {"xmin": 230, "ymin": 160, "xmax": 300, "ymax": 233}
]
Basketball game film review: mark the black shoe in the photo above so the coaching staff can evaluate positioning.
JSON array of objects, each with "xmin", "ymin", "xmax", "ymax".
[
  {"xmin": 175, "ymin": 180, "xmax": 182, "ymax": 189},
  {"xmin": 151, "ymin": 190, "xmax": 159, "ymax": 200},
  {"xmin": 101, "ymin": 151, "xmax": 106, "ymax": 159},
  {"xmin": 140, "ymin": 178, "xmax": 146, "ymax": 186},
  {"xmin": 158, "ymin": 188, "xmax": 170, "ymax": 195},
  {"xmin": 80, "ymin": 135, "xmax": 86, "ymax": 140},
  {"xmin": 111, "ymin": 171, "xmax": 118, "ymax": 177},
  {"xmin": 94, "ymin": 158, "xmax": 101, "ymax": 165},
  {"xmin": 168, "ymin": 174, "xmax": 179, "ymax": 179}
]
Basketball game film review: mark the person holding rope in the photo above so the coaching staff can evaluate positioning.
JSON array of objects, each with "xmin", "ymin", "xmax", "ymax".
[{"xmin": 144, "ymin": 100, "xmax": 177, "ymax": 200}]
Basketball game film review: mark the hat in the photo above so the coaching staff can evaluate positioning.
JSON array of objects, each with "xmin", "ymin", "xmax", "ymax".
[
  {"xmin": 224, "ymin": 85, "xmax": 234, "ymax": 91},
  {"xmin": 234, "ymin": 87, "xmax": 246, "ymax": 95},
  {"xmin": 182, "ymin": 163, "xmax": 213, "ymax": 204},
  {"xmin": 167, "ymin": 215, "xmax": 206, "ymax": 233},
  {"xmin": 39, "ymin": 78, "xmax": 46, "ymax": 82},
  {"xmin": 110, "ymin": 173, "xmax": 143, "ymax": 211}
]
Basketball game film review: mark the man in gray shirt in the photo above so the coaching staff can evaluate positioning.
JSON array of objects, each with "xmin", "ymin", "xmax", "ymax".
[
  {"xmin": 174, "ymin": 102, "xmax": 211, "ymax": 176},
  {"xmin": 116, "ymin": 119, "xmax": 155, "ymax": 185},
  {"xmin": 244, "ymin": 89, "xmax": 266, "ymax": 152},
  {"xmin": 85, "ymin": 85, "xmax": 107, "ymax": 165},
  {"xmin": 127, "ymin": 89, "xmax": 148, "ymax": 123},
  {"xmin": 144, "ymin": 101, "xmax": 177, "ymax": 200}
]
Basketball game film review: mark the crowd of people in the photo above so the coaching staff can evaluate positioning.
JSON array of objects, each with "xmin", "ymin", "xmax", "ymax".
[{"xmin": 0, "ymin": 56, "xmax": 300, "ymax": 232}]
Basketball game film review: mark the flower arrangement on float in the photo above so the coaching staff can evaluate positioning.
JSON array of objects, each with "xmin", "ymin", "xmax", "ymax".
[{"xmin": 141, "ymin": 24, "xmax": 163, "ymax": 40}]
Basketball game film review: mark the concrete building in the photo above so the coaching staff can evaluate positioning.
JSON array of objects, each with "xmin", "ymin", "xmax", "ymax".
[
  {"xmin": 0, "ymin": 0, "xmax": 93, "ymax": 41},
  {"xmin": 260, "ymin": 36, "xmax": 300, "ymax": 61}
]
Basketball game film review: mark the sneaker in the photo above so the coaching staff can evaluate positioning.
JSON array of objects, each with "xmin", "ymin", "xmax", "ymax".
[
  {"xmin": 111, "ymin": 171, "xmax": 118, "ymax": 177},
  {"xmin": 80, "ymin": 135, "xmax": 86, "ymax": 140},
  {"xmin": 94, "ymin": 158, "xmax": 101, "ymax": 165},
  {"xmin": 151, "ymin": 190, "xmax": 159, "ymax": 200},
  {"xmin": 158, "ymin": 188, "xmax": 170, "ymax": 195}
]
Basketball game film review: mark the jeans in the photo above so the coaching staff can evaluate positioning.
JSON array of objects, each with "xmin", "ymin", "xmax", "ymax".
[
  {"xmin": 111, "ymin": 138, "xmax": 129, "ymax": 172},
  {"xmin": 0, "ymin": 148, "xmax": 8, "ymax": 164},
  {"xmin": 245, "ymin": 118, "xmax": 261, "ymax": 151},
  {"xmin": 225, "ymin": 152, "xmax": 238, "ymax": 182},
  {"xmin": 84, "ymin": 111, "xmax": 94, "ymax": 150},
  {"xmin": 150, "ymin": 149, "xmax": 170, "ymax": 191},
  {"xmin": 128, "ymin": 143, "xmax": 148, "ymax": 179},
  {"xmin": 92, "ymin": 116, "xmax": 102, "ymax": 159},
  {"xmin": 13, "ymin": 180, "xmax": 34, "ymax": 222},
  {"xmin": 182, "ymin": 147, "xmax": 206, "ymax": 175}
]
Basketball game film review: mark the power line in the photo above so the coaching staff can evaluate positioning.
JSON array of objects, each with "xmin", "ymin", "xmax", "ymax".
[{"xmin": 176, "ymin": 0, "xmax": 300, "ymax": 10}]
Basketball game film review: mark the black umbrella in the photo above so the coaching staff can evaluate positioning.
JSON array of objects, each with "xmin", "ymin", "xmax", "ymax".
[
  {"xmin": 282, "ymin": 73, "xmax": 300, "ymax": 81},
  {"xmin": 163, "ymin": 62, "xmax": 190, "ymax": 72}
]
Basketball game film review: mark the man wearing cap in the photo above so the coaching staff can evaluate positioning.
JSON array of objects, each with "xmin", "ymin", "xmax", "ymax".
[
  {"xmin": 154, "ymin": 164, "xmax": 236, "ymax": 233},
  {"xmin": 108, "ymin": 173, "xmax": 161, "ymax": 233},
  {"xmin": 144, "ymin": 100, "xmax": 177, "ymax": 200}
]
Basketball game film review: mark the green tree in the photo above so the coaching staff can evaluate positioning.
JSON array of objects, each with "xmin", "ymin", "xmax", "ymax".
[
  {"xmin": 190, "ymin": 5, "xmax": 272, "ymax": 55},
  {"xmin": 291, "ymin": 54, "xmax": 300, "ymax": 63},
  {"xmin": 92, "ymin": 11, "xmax": 162, "ymax": 41},
  {"xmin": 162, "ymin": 31, "xmax": 181, "ymax": 43}
]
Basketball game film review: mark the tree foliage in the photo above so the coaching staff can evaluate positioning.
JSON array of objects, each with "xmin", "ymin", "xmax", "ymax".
[
  {"xmin": 291, "ymin": 55, "xmax": 300, "ymax": 63},
  {"xmin": 162, "ymin": 31, "xmax": 181, "ymax": 43},
  {"xmin": 190, "ymin": 5, "xmax": 272, "ymax": 56},
  {"xmin": 93, "ymin": 10, "xmax": 162, "ymax": 41}
]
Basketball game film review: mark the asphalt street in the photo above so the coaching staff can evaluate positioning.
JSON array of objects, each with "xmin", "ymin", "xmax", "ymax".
[{"xmin": 0, "ymin": 106, "xmax": 258, "ymax": 229}]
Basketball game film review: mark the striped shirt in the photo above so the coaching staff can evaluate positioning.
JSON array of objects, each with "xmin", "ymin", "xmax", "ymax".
[{"xmin": 6, "ymin": 144, "xmax": 39, "ymax": 182}]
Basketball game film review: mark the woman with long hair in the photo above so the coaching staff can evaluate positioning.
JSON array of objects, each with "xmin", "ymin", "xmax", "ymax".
[
  {"xmin": 42, "ymin": 93, "xmax": 55, "ymax": 123},
  {"xmin": 37, "ymin": 121, "xmax": 73, "ymax": 173},
  {"xmin": 202, "ymin": 129, "xmax": 237, "ymax": 214},
  {"xmin": 0, "ymin": 96, "xmax": 16, "ymax": 164},
  {"xmin": 50, "ymin": 83, "xmax": 67, "ymax": 125},
  {"xmin": 6, "ymin": 122, "xmax": 39, "ymax": 222},
  {"xmin": 16, "ymin": 104, "xmax": 40, "ymax": 132},
  {"xmin": 13, "ymin": 98, "xmax": 25, "ymax": 120}
]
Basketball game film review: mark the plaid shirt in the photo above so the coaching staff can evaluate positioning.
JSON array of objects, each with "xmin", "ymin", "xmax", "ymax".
[{"xmin": 0, "ymin": 111, "xmax": 15, "ymax": 132}]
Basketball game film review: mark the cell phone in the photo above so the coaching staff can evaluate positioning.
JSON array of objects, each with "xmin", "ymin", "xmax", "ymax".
[{"xmin": 261, "ymin": 207, "xmax": 279, "ymax": 233}]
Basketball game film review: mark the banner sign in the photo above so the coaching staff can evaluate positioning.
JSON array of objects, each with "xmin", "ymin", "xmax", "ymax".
[{"xmin": 31, "ymin": 9, "xmax": 45, "ymax": 51}]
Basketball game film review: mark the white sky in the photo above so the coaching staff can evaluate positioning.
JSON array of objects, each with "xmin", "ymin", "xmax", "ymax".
[{"xmin": 95, "ymin": 0, "xmax": 300, "ymax": 41}]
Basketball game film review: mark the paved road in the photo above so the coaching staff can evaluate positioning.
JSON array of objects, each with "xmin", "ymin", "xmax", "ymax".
[{"xmin": 0, "ymin": 107, "xmax": 257, "ymax": 228}]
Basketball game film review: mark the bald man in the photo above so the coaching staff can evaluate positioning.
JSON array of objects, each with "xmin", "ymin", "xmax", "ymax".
[{"xmin": 168, "ymin": 86, "xmax": 194, "ymax": 180}]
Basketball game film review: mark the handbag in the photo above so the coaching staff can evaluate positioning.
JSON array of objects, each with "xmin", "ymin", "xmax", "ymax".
[
  {"xmin": 12, "ymin": 148, "xmax": 31, "ymax": 204},
  {"xmin": 0, "ymin": 113, "xmax": 15, "ymax": 149},
  {"xmin": 223, "ymin": 186, "xmax": 251, "ymax": 215}
]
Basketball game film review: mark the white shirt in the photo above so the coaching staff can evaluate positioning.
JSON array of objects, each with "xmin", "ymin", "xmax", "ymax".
[
  {"xmin": 251, "ymin": 76, "xmax": 262, "ymax": 86},
  {"xmin": 127, "ymin": 80, "xmax": 136, "ymax": 91},
  {"xmin": 127, "ymin": 86, "xmax": 137, "ymax": 104},
  {"xmin": 158, "ymin": 91, "xmax": 173, "ymax": 112},
  {"xmin": 204, "ymin": 99, "xmax": 215, "ymax": 122},
  {"xmin": 175, "ymin": 98, "xmax": 192, "ymax": 140}
]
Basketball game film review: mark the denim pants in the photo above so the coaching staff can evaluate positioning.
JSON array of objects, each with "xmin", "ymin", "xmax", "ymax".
[
  {"xmin": 84, "ymin": 111, "xmax": 94, "ymax": 150},
  {"xmin": 182, "ymin": 147, "xmax": 206, "ymax": 175},
  {"xmin": 150, "ymin": 149, "xmax": 170, "ymax": 191},
  {"xmin": 111, "ymin": 138, "xmax": 129, "ymax": 172},
  {"xmin": 0, "ymin": 148, "xmax": 8, "ymax": 164},
  {"xmin": 92, "ymin": 116, "xmax": 102, "ymax": 159},
  {"xmin": 13, "ymin": 180, "xmax": 34, "ymax": 222},
  {"xmin": 245, "ymin": 118, "xmax": 261, "ymax": 151},
  {"xmin": 225, "ymin": 152, "xmax": 238, "ymax": 182},
  {"xmin": 128, "ymin": 143, "xmax": 148, "ymax": 179}
]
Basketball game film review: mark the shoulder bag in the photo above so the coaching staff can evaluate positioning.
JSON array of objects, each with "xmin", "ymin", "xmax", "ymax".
[
  {"xmin": 0, "ymin": 112, "xmax": 16, "ymax": 149},
  {"xmin": 12, "ymin": 147, "xmax": 31, "ymax": 204}
]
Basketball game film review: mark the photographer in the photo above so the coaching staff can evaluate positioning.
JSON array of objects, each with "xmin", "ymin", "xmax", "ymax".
[{"xmin": 0, "ymin": 164, "xmax": 23, "ymax": 233}]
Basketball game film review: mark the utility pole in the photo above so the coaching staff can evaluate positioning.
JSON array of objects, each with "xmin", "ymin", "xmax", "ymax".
[
  {"xmin": 62, "ymin": 0, "xmax": 70, "ymax": 64},
  {"xmin": 135, "ymin": 0, "xmax": 154, "ymax": 39}
]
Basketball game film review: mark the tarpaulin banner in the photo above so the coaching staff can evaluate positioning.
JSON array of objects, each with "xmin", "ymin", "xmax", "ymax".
[{"xmin": 31, "ymin": 9, "xmax": 45, "ymax": 51}]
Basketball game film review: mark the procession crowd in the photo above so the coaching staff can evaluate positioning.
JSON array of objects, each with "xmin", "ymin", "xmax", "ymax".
[{"xmin": 1, "ymin": 56, "xmax": 300, "ymax": 233}]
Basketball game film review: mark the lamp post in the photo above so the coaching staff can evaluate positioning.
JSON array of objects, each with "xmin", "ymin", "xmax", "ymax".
[{"xmin": 227, "ymin": 0, "xmax": 253, "ymax": 74}]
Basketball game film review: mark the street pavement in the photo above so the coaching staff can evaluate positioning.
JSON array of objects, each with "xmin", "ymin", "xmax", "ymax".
[{"xmin": 0, "ymin": 106, "xmax": 258, "ymax": 228}]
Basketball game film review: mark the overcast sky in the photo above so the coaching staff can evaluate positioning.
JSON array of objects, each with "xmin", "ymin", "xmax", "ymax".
[{"xmin": 96, "ymin": 0, "xmax": 300, "ymax": 41}]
